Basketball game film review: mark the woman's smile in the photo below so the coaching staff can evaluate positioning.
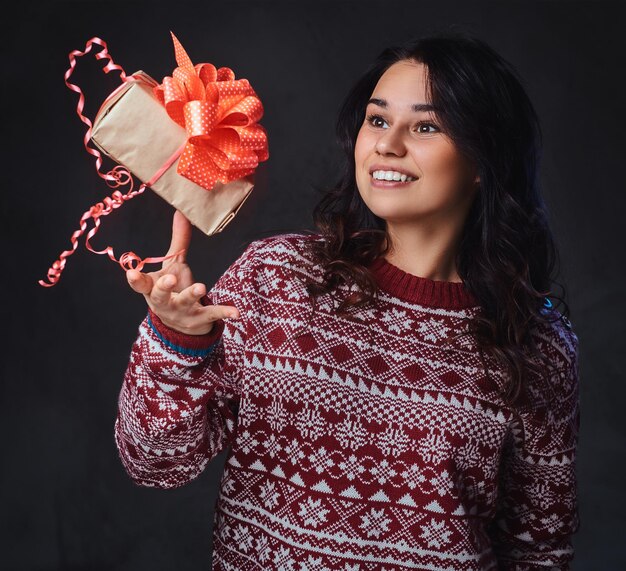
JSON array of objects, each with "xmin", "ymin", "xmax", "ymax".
[{"xmin": 369, "ymin": 171, "xmax": 418, "ymax": 188}]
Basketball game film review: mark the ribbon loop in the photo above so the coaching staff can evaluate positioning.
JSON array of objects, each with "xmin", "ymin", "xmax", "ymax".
[
  {"xmin": 119, "ymin": 252, "xmax": 143, "ymax": 271},
  {"xmin": 105, "ymin": 165, "xmax": 133, "ymax": 188}
]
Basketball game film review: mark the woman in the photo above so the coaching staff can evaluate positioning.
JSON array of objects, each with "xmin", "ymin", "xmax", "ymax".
[{"xmin": 117, "ymin": 32, "xmax": 580, "ymax": 570}]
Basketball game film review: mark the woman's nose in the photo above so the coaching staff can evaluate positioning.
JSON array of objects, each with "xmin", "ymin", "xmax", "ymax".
[{"xmin": 375, "ymin": 126, "xmax": 406, "ymax": 156}]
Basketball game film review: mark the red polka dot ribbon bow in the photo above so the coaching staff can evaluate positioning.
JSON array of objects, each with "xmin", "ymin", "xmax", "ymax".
[{"xmin": 155, "ymin": 32, "xmax": 269, "ymax": 189}]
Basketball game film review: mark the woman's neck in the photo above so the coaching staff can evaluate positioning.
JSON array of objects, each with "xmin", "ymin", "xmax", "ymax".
[{"xmin": 384, "ymin": 221, "xmax": 465, "ymax": 283}]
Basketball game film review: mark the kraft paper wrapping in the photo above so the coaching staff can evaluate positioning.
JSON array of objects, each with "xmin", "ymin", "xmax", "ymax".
[{"xmin": 90, "ymin": 71, "xmax": 254, "ymax": 236}]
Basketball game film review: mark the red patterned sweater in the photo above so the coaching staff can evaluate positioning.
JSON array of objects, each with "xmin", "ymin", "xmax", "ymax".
[{"xmin": 114, "ymin": 233, "xmax": 580, "ymax": 571}]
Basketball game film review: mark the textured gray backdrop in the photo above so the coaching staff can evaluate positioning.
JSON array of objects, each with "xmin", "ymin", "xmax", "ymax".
[{"xmin": 4, "ymin": 1, "xmax": 624, "ymax": 569}]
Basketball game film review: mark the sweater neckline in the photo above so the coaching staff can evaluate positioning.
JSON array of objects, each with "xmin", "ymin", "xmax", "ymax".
[{"xmin": 367, "ymin": 256, "xmax": 480, "ymax": 310}]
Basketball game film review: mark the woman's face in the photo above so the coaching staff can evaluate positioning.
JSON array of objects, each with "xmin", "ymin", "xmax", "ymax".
[{"xmin": 354, "ymin": 60, "xmax": 479, "ymax": 229}]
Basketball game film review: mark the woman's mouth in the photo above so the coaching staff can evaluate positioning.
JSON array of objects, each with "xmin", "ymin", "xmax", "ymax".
[{"xmin": 370, "ymin": 169, "xmax": 418, "ymax": 188}]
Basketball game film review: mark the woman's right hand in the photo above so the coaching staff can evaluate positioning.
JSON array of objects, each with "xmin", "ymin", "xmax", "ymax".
[{"xmin": 126, "ymin": 210, "xmax": 240, "ymax": 335}]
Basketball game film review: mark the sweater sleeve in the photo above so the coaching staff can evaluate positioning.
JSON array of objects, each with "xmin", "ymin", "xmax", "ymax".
[
  {"xmin": 487, "ymin": 319, "xmax": 581, "ymax": 570},
  {"xmin": 114, "ymin": 239, "xmax": 262, "ymax": 489}
]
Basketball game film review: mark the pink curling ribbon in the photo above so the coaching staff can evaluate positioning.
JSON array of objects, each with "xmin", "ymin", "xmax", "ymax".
[{"xmin": 39, "ymin": 37, "xmax": 188, "ymax": 287}]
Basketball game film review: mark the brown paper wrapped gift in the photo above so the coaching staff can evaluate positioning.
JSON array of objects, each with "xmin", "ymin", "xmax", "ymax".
[{"xmin": 90, "ymin": 70, "xmax": 254, "ymax": 236}]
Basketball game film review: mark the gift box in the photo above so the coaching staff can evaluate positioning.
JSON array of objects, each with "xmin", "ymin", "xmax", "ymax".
[
  {"xmin": 90, "ymin": 70, "xmax": 256, "ymax": 236},
  {"xmin": 39, "ymin": 33, "xmax": 269, "ymax": 287}
]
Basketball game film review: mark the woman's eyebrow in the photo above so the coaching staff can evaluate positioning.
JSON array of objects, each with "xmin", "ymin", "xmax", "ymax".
[{"xmin": 367, "ymin": 97, "xmax": 439, "ymax": 113}]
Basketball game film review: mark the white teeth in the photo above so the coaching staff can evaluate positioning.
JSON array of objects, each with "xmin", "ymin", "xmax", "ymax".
[{"xmin": 372, "ymin": 170, "xmax": 416, "ymax": 182}]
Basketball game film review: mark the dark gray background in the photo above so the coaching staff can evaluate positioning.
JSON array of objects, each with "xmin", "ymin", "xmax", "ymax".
[{"xmin": 3, "ymin": 1, "xmax": 624, "ymax": 569}]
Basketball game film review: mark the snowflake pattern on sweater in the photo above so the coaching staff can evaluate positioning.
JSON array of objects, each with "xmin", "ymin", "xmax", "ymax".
[{"xmin": 114, "ymin": 233, "xmax": 580, "ymax": 571}]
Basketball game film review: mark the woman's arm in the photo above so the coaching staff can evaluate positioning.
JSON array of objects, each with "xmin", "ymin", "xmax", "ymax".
[
  {"xmin": 487, "ymin": 323, "xmax": 581, "ymax": 570},
  {"xmin": 114, "ymin": 239, "xmax": 262, "ymax": 489}
]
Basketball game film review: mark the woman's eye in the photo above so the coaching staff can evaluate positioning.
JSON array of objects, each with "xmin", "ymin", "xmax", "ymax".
[
  {"xmin": 417, "ymin": 123, "xmax": 439, "ymax": 133},
  {"xmin": 365, "ymin": 114, "xmax": 387, "ymax": 128},
  {"xmin": 365, "ymin": 114, "xmax": 439, "ymax": 133}
]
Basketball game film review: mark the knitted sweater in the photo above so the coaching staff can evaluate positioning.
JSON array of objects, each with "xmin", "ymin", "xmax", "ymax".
[{"xmin": 114, "ymin": 232, "xmax": 580, "ymax": 571}]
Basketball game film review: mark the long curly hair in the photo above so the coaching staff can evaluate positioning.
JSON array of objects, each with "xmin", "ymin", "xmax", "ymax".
[{"xmin": 283, "ymin": 31, "xmax": 572, "ymax": 409}]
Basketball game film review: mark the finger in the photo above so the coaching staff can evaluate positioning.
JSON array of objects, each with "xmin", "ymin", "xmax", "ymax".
[
  {"xmin": 175, "ymin": 282, "xmax": 207, "ymax": 310},
  {"xmin": 202, "ymin": 303, "xmax": 240, "ymax": 321},
  {"xmin": 126, "ymin": 269, "xmax": 153, "ymax": 295},
  {"xmin": 150, "ymin": 273, "xmax": 177, "ymax": 306},
  {"xmin": 163, "ymin": 210, "xmax": 192, "ymax": 267}
]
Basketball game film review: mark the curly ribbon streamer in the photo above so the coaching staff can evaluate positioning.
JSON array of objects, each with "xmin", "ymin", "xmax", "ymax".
[
  {"xmin": 39, "ymin": 32, "xmax": 265, "ymax": 287},
  {"xmin": 38, "ymin": 165, "xmax": 185, "ymax": 288},
  {"xmin": 64, "ymin": 36, "xmax": 133, "ymax": 187},
  {"xmin": 153, "ymin": 31, "xmax": 269, "ymax": 190}
]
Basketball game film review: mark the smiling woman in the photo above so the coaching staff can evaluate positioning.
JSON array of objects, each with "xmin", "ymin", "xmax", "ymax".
[{"xmin": 115, "ymin": 30, "xmax": 580, "ymax": 571}]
